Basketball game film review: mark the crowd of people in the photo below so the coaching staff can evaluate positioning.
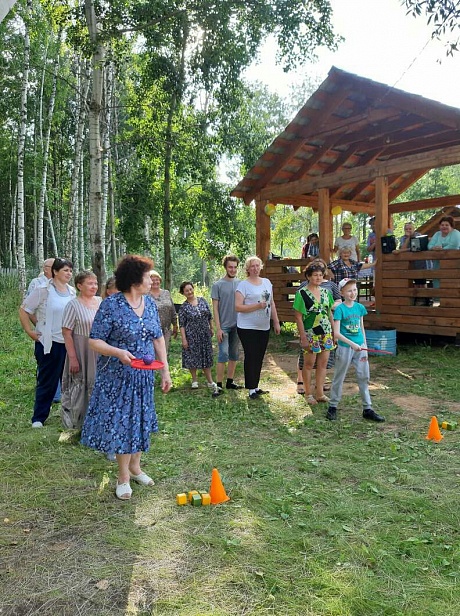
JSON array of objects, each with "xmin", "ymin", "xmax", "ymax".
[{"xmin": 18, "ymin": 216, "xmax": 458, "ymax": 499}]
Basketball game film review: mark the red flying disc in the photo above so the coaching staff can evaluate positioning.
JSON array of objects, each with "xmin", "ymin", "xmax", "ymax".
[{"xmin": 131, "ymin": 359, "xmax": 164, "ymax": 370}]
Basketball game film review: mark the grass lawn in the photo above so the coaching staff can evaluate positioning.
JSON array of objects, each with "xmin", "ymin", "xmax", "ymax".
[{"xmin": 1, "ymin": 289, "xmax": 460, "ymax": 615}]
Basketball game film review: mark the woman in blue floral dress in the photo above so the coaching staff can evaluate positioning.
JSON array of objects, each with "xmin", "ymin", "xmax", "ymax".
[{"xmin": 81, "ymin": 255, "xmax": 172, "ymax": 500}]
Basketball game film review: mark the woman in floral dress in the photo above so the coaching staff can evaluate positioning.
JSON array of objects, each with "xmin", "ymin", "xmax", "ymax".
[
  {"xmin": 178, "ymin": 281, "xmax": 217, "ymax": 391},
  {"xmin": 81, "ymin": 255, "xmax": 172, "ymax": 500}
]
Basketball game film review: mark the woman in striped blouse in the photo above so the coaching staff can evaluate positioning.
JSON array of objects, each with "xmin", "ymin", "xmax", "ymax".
[{"xmin": 61, "ymin": 270, "xmax": 102, "ymax": 429}]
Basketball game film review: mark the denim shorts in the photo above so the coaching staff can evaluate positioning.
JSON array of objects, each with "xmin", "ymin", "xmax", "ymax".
[{"xmin": 218, "ymin": 327, "xmax": 239, "ymax": 363}]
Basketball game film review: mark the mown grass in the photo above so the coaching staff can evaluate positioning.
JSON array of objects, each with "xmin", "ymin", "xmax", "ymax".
[{"xmin": 1, "ymin": 289, "xmax": 460, "ymax": 615}]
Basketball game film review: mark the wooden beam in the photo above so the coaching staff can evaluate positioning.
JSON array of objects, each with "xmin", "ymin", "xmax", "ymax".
[
  {"xmin": 255, "ymin": 198, "xmax": 271, "ymax": 262},
  {"xmin": 259, "ymin": 144, "xmax": 460, "ymax": 202},
  {"xmin": 318, "ymin": 189, "xmax": 331, "ymax": 263},
  {"xmin": 374, "ymin": 176, "xmax": 389, "ymax": 311},
  {"xmin": 389, "ymin": 193, "xmax": 460, "ymax": 213}
]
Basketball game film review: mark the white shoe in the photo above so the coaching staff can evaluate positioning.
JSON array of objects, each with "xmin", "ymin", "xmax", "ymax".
[
  {"xmin": 207, "ymin": 381, "xmax": 218, "ymax": 389},
  {"xmin": 32, "ymin": 421, "xmax": 44, "ymax": 428},
  {"xmin": 191, "ymin": 381, "xmax": 199, "ymax": 389}
]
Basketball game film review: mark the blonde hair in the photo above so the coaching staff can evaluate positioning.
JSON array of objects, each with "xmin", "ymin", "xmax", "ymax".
[
  {"xmin": 244, "ymin": 256, "xmax": 263, "ymax": 276},
  {"xmin": 149, "ymin": 269, "xmax": 162, "ymax": 281}
]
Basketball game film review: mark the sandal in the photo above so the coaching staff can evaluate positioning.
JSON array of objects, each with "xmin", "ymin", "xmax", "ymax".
[
  {"xmin": 129, "ymin": 471, "xmax": 155, "ymax": 487},
  {"xmin": 297, "ymin": 381, "xmax": 305, "ymax": 395},
  {"xmin": 306, "ymin": 394, "xmax": 318, "ymax": 405},
  {"xmin": 323, "ymin": 384, "xmax": 331, "ymax": 392},
  {"xmin": 115, "ymin": 481, "xmax": 132, "ymax": 500},
  {"xmin": 316, "ymin": 395, "xmax": 330, "ymax": 403}
]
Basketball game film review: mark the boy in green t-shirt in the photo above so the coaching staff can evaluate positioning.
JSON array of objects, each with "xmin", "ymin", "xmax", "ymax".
[{"xmin": 326, "ymin": 278, "xmax": 385, "ymax": 422}]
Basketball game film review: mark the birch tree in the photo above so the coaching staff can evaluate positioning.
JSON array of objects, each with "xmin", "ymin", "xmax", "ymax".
[
  {"xmin": 84, "ymin": 0, "xmax": 106, "ymax": 285},
  {"xmin": 16, "ymin": 0, "xmax": 31, "ymax": 292}
]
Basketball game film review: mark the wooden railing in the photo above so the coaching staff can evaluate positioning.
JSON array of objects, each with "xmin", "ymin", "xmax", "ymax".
[{"xmin": 265, "ymin": 251, "xmax": 460, "ymax": 338}]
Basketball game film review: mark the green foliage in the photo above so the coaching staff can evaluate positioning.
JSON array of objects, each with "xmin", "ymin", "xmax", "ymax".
[{"xmin": 404, "ymin": 0, "xmax": 460, "ymax": 55}]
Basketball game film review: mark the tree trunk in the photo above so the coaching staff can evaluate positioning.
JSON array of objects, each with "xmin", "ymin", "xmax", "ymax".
[
  {"xmin": 84, "ymin": 0, "xmax": 106, "ymax": 288},
  {"xmin": 16, "ymin": 0, "xmax": 31, "ymax": 293},
  {"xmin": 163, "ymin": 20, "xmax": 188, "ymax": 290},
  {"xmin": 66, "ymin": 57, "xmax": 90, "ymax": 263},
  {"xmin": 38, "ymin": 31, "xmax": 62, "ymax": 266}
]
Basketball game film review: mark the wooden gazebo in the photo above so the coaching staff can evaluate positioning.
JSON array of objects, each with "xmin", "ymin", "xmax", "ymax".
[{"xmin": 231, "ymin": 67, "xmax": 460, "ymax": 337}]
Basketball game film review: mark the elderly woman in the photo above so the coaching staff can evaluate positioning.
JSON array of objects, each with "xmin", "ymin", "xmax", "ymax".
[
  {"xmin": 428, "ymin": 216, "xmax": 460, "ymax": 251},
  {"xmin": 81, "ymin": 255, "xmax": 171, "ymax": 501},
  {"xmin": 149, "ymin": 269, "xmax": 178, "ymax": 351},
  {"xmin": 328, "ymin": 247, "xmax": 374, "ymax": 285},
  {"xmin": 235, "ymin": 256, "xmax": 280, "ymax": 399},
  {"xmin": 178, "ymin": 281, "xmax": 218, "ymax": 392},
  {"xmin": 428, "ymin": 216, "xmax": 460, "ymax": 298},
  {"xmin": 19, "ymin": 258, "xmax": 75, "ymax": 428},
  {"xmin": 293, "ymin": 263, "xmax": 335, "ymax": 405},
  {"xmin": 60, "ymin": 270, "xmax": 102, "ymax": 430},
  {"xmin": 296, "ymin": 258, "xmax": 341, "ymax": 394},
  {"xmin": 334, "ymin": 223, "xmax": 360, "ymax": 261}
]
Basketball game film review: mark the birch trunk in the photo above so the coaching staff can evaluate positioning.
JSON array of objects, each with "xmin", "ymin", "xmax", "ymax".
[
  {"xmin": 16, "ymin": 0, "xmax": 31, "ymax": 293},
  {"xmin": 37, "ymin": 31, "xmax": 62, "ymax": 266},
  {"xmin": 163, "ymin": 21, "xmax": 188, "ymax": 290},
  {"xmin": 66, "ymin": 58, "xmax": 90, "ymax": 263},
  {"xmin": 84, "ymin": 0, "xmax": 106, "ymax": 286}
]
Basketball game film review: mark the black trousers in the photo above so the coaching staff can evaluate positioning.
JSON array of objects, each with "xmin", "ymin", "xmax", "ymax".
[{"xmin": 237, "ymin": 327, "xmax": 270, "ymax": 390}]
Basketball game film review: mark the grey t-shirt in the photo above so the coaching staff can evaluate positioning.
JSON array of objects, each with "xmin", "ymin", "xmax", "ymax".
[{"xmin": 211, "ymin": 277, "xmax": 240, "ymax": 330}]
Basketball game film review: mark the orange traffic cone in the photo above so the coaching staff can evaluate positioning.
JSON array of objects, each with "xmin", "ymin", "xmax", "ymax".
[
  {"xmin": 426, "ymin": 416, "xmax": 443, "ymax": 442},
  {"xmin": 209, "ymin": 468, "xmax": 230, "ymax": 504}
]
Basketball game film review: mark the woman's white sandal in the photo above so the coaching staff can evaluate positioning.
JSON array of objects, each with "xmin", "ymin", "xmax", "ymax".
[
  {"xmin": 116, "ymin": 481, "xmax": 132, "ymax": 500},
  {"xmin": 129, "ymin": 472, "xmax": 154, "ymax": 487}
]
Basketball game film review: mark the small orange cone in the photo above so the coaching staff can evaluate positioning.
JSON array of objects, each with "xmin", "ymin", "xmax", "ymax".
[
  {"xmin": 426, "ymin": 416, "xmax": 443, "ymax": 442},
  {"xmin": 209, "ymin": 468, "xmax": 230, "ymax": 504}
]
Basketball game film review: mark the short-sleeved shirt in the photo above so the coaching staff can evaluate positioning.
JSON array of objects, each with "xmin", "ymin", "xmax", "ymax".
[
  {"xmin": 334, "ymin": 236, "xmax": 359, "ymax": 261},
  {"xmin": 334, "ymin": 301, "xmax": 367, "ymax": 347},
  {"xmin": 328, "ymin": 258, "xmax": 363, "ymax": 285},
  {"xmin": 293, "ymin": 287, "xmax": 334, "ymax": 334},
  {"xmin": 236, "ymin": 278, "xmax": 272, "ymax": 331},
  {"xmin": 62, "ymin": 297, "xmax": 103, "ymax": 337},
  {"xmin": 211, "ymin": 277, "xmax": 240, "ymax": 330}
]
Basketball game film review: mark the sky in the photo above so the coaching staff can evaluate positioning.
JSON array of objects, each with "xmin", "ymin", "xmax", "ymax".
[{"xmin": 245, "ymin": 0, "xmax": 460, "ymax": 108}]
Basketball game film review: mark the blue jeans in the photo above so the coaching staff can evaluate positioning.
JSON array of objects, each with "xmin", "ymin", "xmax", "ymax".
[
  {"xmin": 32, "ymin": 341, "xmax": 66, "ymax": 424},
  {"xmin": 217, "ymin": 326, "xmax": 239, "ymax": 363}
]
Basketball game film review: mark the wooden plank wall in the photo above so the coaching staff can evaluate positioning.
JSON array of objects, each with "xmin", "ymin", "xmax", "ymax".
[
  {"xmin": 264, "ymin": 259, "xmax": 305, "ymax": 323},
  {"xmin": 365, "ymin": 250, "xmax": 460, "ymax": 337},
  {"xmin": 265, "ymin": 253, "xmax": 460, "ymax": 337}
]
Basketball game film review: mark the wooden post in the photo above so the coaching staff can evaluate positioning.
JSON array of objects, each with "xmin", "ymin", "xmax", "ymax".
[
  {"xmin": 374, "ymin": 176, "xmax": 389, "ymax": 310},
  {"xmin": 317, "ymin": 188, "xmax": 331, "ymax": 263},
  {"xmin": 255, "ymin": 197, "xmax": 271, "ymax": 261}
]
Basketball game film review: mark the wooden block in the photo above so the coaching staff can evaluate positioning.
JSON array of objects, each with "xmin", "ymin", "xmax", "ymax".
[
  {"xmin": 187, "ymin": 490, "xmax": 199, "ymax": 502},
  {"xmin": 441, "ymin": 421, "xmax": 457, "ymax": 431},
  {"xmin": 191, "ymin": 493, "xmax": 202, "ymax": 506},
  {"xmin": 200, "ymin": 492, "xmax": 211, "ymax": 506},
  {"xmin": 176, "ymin": 493, "xmax": 187, "ymax": 506}
]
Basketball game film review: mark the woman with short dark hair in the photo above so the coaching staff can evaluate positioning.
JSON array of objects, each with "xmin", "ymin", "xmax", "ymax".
[
  {"xmin": 81, "ymin": 255, "xmax": 172, "ymax": 500},
  {"xmin": 178, "ymin": 281, "xmax": 218, "ymax": 392},
  {"xmin": 19, "ymin": 258, "xmax": 75, "ymax": 427}
]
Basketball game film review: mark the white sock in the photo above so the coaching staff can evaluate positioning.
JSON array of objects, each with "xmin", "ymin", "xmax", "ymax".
[{"xmin": 249, "ymin": 388, "xmax": 257, "ymax": 396}]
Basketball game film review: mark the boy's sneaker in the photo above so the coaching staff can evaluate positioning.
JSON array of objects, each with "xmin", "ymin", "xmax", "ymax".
[
  {"xmin": 226, "ymin": 382, "xmax": 242, "ymax": 390},
  {"xmin": 211, "ymin": 383, "xmax": 223, "ymax": 398},
  {"xmin": 326, "ymin": 407, "xmax": 337, "ymax": 421},
  {"xmin": 363, "ymin": 408, "xmax": 385, "ymax": 422},
  {"xmin": 191, "ymin": 382, "xmax": 199, "ymax": 389}
]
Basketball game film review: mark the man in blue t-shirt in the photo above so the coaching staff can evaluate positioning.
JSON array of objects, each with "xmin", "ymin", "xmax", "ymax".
[{"xmin": 326, "ymin": 278, "xmax": 385, "ymax": 423}]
